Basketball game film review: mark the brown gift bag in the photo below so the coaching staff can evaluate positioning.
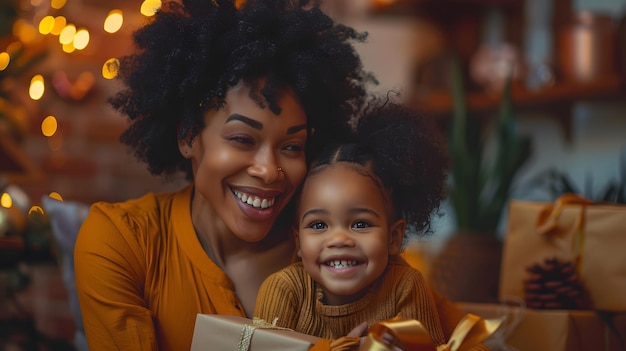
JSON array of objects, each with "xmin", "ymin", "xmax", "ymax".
[{"xmin": 499, "ymin": 194, "xmax": 626, "ymax": 311}]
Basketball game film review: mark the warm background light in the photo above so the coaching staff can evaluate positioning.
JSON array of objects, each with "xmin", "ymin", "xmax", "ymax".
[
  {"xmin": 51, "ymin": 16, "xmax": 67, "ymax": 35},
  {"xmin": 0, "ymin": 193, "xmax": 12, "ymax": 208},
  {"xmin": 140, "ymin": 0, "xmax": 161, "ymax": 17},
  {"xmin": 59, "ymin": 24, "xmax": 76, "ymax": 45},
  {"xmin": 104, "ymin": 9, "xmax": 124, "ymax": 33},
  {"xmin": 49, "ymin": 192, "xmax": 64, "ymax": 202},
  {"xmin": 73, "ymin": 29, "xmax": 90, "ymax": 50},
  {"xmin": 41, "ymin": 115, "xmax": 58, "ymax": 137},
  {"xmin": 29, "ymin": 74, "xmax": 45, "ymax": 100},
  {"xmin": 0, "ymin": 52, "xmax": 9, "ymax": 71},
  {"xmin": 29, "ymin": 205, "xmax": 45, "ymax": 215},
  {"xmin": 39, "ymin": 15, "xmax": 55, "ymax": 35},
  {"xmin": 13, "ymin": 19, "xmax": 37, "ymax": 44},
  {"xmin": 50, "ymin": 0, "xmax": 67, "ymax": 10},
  {"xmin": 102, "ymin": 58, "xmax": 119, "ymax": 79}
]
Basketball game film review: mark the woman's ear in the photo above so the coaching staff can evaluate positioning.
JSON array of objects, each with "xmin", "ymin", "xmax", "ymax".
[
  {"xmin": 388, "ymin": 219, "xmax": 406, "ymax": 256},
  {"xmin": 178, "ymin": 138, "xmax": 193, "ymax": 159}
]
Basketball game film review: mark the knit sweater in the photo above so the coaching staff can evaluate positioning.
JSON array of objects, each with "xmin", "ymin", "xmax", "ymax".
[{"xmin": 255, "ymin": 259, "xmax": 448, "ymax": 349}]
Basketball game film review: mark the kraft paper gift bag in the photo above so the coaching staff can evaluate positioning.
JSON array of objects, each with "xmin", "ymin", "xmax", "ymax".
[
  {"xmin": 190, "ymin": 314, "xmax": 320, "ymax": 351},
  {"xmin": 499, "ymin": 194, "xmax": 626, "ymax": 311}
]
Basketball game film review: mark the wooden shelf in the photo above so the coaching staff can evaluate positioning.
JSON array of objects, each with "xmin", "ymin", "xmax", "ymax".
[{"xmin": 412, "ymin": 75, "xmax": 625, "ymax": 118}]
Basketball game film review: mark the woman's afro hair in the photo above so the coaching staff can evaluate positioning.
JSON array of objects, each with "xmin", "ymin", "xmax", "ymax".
[{"xmin": 109, "ymin": 0, "xmax": 376, "ymax": 179}]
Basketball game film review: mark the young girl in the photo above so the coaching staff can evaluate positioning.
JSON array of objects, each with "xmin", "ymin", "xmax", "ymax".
[{"xmin": 254, "ymin": 101, "xmax": 490, "ymax": 351}]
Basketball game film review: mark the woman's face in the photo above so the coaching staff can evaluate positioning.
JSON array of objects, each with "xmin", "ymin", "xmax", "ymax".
[
  {"xmin": 182, "ymin": 83, "xmax": 308, "ymax": 242},
  {"xmin": 297, "ymin": 163, "xmax": 405, "ymax": 305}
]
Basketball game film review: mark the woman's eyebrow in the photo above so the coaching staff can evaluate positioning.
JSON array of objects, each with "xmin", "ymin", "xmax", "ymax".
[
  {"xmin": 287, "ymin": 124, "xmax": 307, "ymax": 135},
  {"xmin": 225, "ymin": 114, "xmax": 263, "ymax": 130}
]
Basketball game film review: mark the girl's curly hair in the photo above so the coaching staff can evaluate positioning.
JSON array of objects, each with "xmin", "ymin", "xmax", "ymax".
[
  {"xmin": 307, "ymin": 96, "xmax": 450, "ymax": 245},
  {"xmin": 109, "ymin": 0, "xmax": 375, "ymax": 179}
]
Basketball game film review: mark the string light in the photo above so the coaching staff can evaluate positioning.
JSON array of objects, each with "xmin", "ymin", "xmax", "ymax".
[
  {"xmin": 1, "ymin": 193, "xmax": 12, "ymax": 209},
  {"xmin": 51, "ymin": 16, "xmax": 67, "ymax": 35},
  {"xmin": 140, "ymin": 0, "xmax": 161, "ymax": 17},
  {"xmin": 29, "ymin": 74, "xmax": 45, "ymax": 100},
  {"xmin": 73, "ymin": 29, "xmax": 90, "ymax": 50},
  {"xmin": 104, "ymin": 9, "xmax": 123, "ymax": 33},
  {"xmin": 50, "ymin": 0, "xmax": 67, "ymax": 10},
  {"xmin": 59, "ymin": 24, "xmax": 76, "ymax": 45},
  {"xmin": 102, "ymin": 58, "xmax": 119, "ymax": 79},
  {"xmin": 38, "ymin": 15, "xmax": 55, "ymax": 35},
  {"xmin": 41, "ymin": 115, "xmax": 58, "ymax": 137},
  {"xmin": 29, "ymin": 206, "xmax": 45, "ymax": 215},
  {"xmin": 0, "ymin": 52, "xmax": 9, "ymax": 71}
]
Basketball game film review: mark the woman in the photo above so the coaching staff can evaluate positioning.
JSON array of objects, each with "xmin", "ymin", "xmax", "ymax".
[
  {"xmin": 74, "ymin": 1, "xmax": 476, "ymax": 350},
  {"xmin": 74, "ymin": 0, "xmax": 373, "ymax": 350}
]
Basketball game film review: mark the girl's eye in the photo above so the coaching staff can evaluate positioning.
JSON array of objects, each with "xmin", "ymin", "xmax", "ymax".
[
  {"xmin": 308, "ymin": 221, "xmax": 327, "ymax": 230},
  {"xmin": 352, "ymin": 220, "xmax": 371, "ymax": 229}
]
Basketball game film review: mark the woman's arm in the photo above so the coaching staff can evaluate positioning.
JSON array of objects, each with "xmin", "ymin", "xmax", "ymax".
[{"xmin": 74, "ymin": 207, "xmax": 157, "ymax": 350}]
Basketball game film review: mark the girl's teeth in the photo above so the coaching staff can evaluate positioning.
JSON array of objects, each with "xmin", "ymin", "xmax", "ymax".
[{"xmin": 328, "ymin": 260, "xmax": 358, "ymax": 269}]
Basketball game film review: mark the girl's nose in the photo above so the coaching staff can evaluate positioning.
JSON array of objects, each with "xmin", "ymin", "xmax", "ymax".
[{"xmin": 325, "ymin": 229, "xmax": 355, "ymax": 248}]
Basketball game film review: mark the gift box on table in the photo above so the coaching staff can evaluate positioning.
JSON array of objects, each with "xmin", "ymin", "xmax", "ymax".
[
  {"xmin": 457, "ymin": 302, "xmax": 626, "ymax": 351},
  {"xmin": 190, "ymin": 314, "xmax": 321, "ymax": 351}
]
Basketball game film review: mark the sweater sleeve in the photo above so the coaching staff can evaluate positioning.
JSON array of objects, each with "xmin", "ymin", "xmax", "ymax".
[
  {"xmin": 431, "ymin": 289, "xmax": 492, "ymax": 351},
  {"xmin": 74, "ymin": 205, "xmax": 158, "ymax": 351},
  {"xmin": 254, "ymin": 268, "xmax": 302, "ymax": 330},
  {"xmin": 393, "ymin": 267, "xmax": 447, "ymax": 347}
]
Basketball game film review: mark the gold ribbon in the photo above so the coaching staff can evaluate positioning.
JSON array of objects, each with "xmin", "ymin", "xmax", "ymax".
[
  {"xmin": 360, "ymin": 314, "xmax": 504, "ymax": 351},
  {"xmin": 536, "ymin": 193, "xmax": 592, "ymax": 272},
  {"xmin": 238, "ymin": 317, "xmax": 292, "ymax": 351}
]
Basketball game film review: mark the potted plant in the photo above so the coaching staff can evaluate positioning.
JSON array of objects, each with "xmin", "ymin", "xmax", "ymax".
[{"xmin": 428, "ymin": 57, "xmax": 533, "ymax": 302}]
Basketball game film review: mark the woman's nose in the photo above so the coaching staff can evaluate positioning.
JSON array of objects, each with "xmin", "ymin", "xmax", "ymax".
[{"xmin": 247, "ymin": 150, "xmax": 283, "ymax": 184}]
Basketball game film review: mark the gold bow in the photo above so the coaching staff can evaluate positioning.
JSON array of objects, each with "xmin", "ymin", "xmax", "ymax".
[
  {"xmin": 360, "ymin": 314, "xmax": 504, "ymax": 351},
  {"xmin": 238, "ymin": 317, "xmax": 292, "ymax": 351}
]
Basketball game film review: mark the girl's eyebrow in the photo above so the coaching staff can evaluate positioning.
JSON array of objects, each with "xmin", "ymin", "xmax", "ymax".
[{"xmin": 225, "ymin": 114, "xmax": 263, "ymax": 130}]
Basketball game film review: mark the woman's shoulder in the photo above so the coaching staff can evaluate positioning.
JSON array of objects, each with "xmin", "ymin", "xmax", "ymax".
[{"xmin": 81, "ymin": 185, "xmax": 192, "ymax": 242}]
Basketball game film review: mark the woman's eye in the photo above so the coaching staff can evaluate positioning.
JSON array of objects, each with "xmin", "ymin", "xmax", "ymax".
[
  {"xmin": 284, "ymin": 143, "xmax": 304, "ymax": 152},
  {"xmin": 352, "ymin": 221, "xmax": 371, "ymax": 229},
  {"xmin": 229, "ymin": 135, "xmax": 254, "ymax": 145}
]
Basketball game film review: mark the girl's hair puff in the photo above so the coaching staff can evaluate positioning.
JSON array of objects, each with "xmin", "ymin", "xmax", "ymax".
[
  {"xmin": 110, "ymin": 0, "xmax": 375, "ymax": 179},
  {"xmin": 309, "ymin": 96, "xmax": 449, "ymax": 244}
]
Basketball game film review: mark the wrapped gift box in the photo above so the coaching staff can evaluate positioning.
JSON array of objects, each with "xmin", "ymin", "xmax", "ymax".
[
  {"xmin": 190, "ymin": 314, "xmax": 321, "ymax": 351},
  {"xmin": 457, "ymin": 302, "xmax": 626, "ymax": 351}
]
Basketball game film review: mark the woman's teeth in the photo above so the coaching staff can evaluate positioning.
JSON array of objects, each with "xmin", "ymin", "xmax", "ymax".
[
  {"xmin": 234, "ymin": 191, "xmax": 276, "ymax": 209},
  {"xmin": 326, "ymin": 260, "xmax": 359, "ymax": 269}
]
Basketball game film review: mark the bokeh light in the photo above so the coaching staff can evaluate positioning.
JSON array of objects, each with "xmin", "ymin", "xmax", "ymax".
[
  {"xmin": 51, "ymin": 16, "xmax": 67, "ymax": 35},
  {"xmin": 41, "ymin": 115, "xmax": 58, "ymax": 137},
  {"xmin": 1, "ymin": 193, "xmax": 12, "ymax": 209},
  {"xmin": 49, "ymin": 192, "xmax": 64, "ymax": 202},
  {"xmin": 29, "ymin": 74, "xmax": 45, "ymax": 100},
  {"xmin": 0, "ymin": 52, "xmax": 9, "ymax": 71},
  {"xmin": 59, "ymin": 24, "xmax": 76, "ymax": 45},
  {"xmin": 104, "ymin": 9, "xmax": 124, "ymax": 33},
  {"xmin": 51, "ymin": 0, "xmax": 67, "ymax": 10},
  {"xmin": 29, "ymin": 206, "xmax": 45, "ymax": 215},
  {"xmin": 73, "ymin": 29, "xmax": 90, "ymax": 50},
  {"xmin": 140, "ymin": 0, "xmax": 161, "ymax": 17},
  {"xmin": 13, "ymin": 19, "xmax": 37, "ymax": 44},
  {"xmin": 102, "ymin": 58, "xmax": 119, "ymax": 79},
  {"xmin": 39, "ymin": 15, "xmax": 55, "ymax": 35}
]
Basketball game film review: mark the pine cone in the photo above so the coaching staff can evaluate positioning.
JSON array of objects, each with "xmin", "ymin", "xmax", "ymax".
[{"xmin": 523, "ymin": 257, "xmax": 591, "ymax": 309}]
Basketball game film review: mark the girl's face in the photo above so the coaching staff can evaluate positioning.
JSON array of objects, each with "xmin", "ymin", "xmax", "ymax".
[
  {"xmin": 181, "ymin": 83, "xmax": 308, "ymax": 242},
  {"xmin": 297, "ymin": 163, "xmax": 405, "ymax": 305}
]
